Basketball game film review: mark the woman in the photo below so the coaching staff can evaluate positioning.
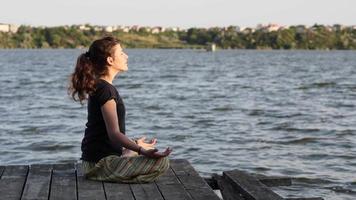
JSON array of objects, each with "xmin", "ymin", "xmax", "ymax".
[{"xmin": 69, "ymin": 36, "xmax": 171, "ymax": 183}]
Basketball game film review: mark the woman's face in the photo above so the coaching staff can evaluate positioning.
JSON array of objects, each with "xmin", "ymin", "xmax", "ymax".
[{"xmin": 109, "ymin": 44, "xmax": 128, "ymax": 72}]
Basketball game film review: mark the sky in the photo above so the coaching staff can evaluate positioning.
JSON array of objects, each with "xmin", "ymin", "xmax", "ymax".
[{"xmin": 1, "ymin": 0, "xmax": 355, "ymax": 28}]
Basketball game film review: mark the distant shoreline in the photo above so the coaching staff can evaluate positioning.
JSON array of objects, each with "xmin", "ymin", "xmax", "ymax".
[
  {"xmin": 1, "ymin": 48, "xmax": 356, "ymax": 51},
  {"xmin": 1, "ymin": 24, "xmax": 356, "ymax": 50}
]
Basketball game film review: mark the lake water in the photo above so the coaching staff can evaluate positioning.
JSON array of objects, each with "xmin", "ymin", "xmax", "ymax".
[{"xmin": 0, "ymin": 49, "xmax": 355, "ymax": 199}]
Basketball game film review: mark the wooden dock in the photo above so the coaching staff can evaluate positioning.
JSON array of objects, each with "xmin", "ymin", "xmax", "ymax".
[
  {"xmin": 0, "ymin": 159, "xmax": 324, "ymax": 200},
  {"xmin": 0, "ymin": 159, "xmax": 220, "ymax": 200}
]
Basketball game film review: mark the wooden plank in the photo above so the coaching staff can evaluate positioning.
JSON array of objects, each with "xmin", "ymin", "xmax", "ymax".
[
  {"xmin": 104, "ymin": 182, "xmax": 135, "ymax": 200},
  {"xmin": 207, "ymin": 174, "xmax": 292, "ymax": 188},
  {"xmin": 212, "ymin": 174, "xmax": 245, "ymax": 200},
  {"xmin": 170, "ymin": 159, "xmax": 200, "ymax": 177},
  {"xmin": 50, "ymin": 163, "xmax": 76, "ymax": 200},
  {"xmin": 0, "ymin": 165, "xmax": 29, "ymax": 200},
  {"xmin": 0, "ymin": 166, "xmax": 5, "ymax": 178},
  {"xmin": 285, "ymin": 198, "xmax": 324, "ymax": 200},
  {"xmin": 252, "ymin": 174, "xmax": 292, "ymax": 187},
  {"xmin": 0, "ymin": 165, "xmax": 28, "ymax": 177},
  {"xmin": 130, "ymin": 182, "xmax": 164, "ymax": 200},
  {"xmin": 22, "ymin": 164, "xmax": 52, "ymax": 200},
  {"xmin": 76, "ymin": 162, "xmax": 134, "ymax": 200},
  {"xmin": 223, "ymin": 169, "xmax": 284, "ymax": 200},
  {"xmin": 155, "ymin": 167, "xmax": 193, "ymax": 200},
  {"xmin": 170, "ymin": 159, "xmax": 220, "ymax": 200},
  {"xmin": 75, "ymin": 163, "xmax": 106, "ymax": 200}
]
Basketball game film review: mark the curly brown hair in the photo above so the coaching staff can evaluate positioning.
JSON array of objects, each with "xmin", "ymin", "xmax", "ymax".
[{"xmin": 68, "ymin": 36, "xmax": 120, "ymax": 104}]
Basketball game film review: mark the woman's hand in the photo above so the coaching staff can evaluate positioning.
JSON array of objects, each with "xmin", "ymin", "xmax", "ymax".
[
  {"xmin": 136, "ymin": 136, "xmax": 157, "ymax": 150},
  {"xmin": 140, "ymin": 147, "xmax": 172, "ymax": 158}
]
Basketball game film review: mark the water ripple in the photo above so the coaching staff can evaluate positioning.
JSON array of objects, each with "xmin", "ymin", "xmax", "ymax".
[{"xmin": 1, "ymin": 49, "xmax": 356, "ymax": 200}]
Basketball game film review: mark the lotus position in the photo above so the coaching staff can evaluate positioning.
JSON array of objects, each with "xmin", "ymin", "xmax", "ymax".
[{"xmin": 69, "ymin": 36, "xmax": 171, "ymax": 183}]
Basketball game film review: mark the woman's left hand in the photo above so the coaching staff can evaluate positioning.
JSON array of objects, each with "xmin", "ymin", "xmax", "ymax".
[{"xmin": 136, "ymin": 136, "xmax": 157, "ymax": 150}]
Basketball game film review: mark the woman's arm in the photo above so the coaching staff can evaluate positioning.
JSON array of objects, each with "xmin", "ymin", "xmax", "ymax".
[
  {"xmin": 101, "ymin": 99, "xmax": 140, "ymax": 152},
  {"xmin": 101, "ymin": 99, "xmax": 172, "ymax": 158}
]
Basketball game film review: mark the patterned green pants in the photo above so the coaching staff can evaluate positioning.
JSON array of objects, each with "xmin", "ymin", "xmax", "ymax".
[{"xmin": 82, "ymin": 154, "xmax": 170, "ymax": 183}]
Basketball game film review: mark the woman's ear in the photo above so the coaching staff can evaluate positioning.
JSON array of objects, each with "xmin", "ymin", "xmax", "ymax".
[{"xmin": 107, "ymin": 56, "xmax": 114, "ymax": 66}]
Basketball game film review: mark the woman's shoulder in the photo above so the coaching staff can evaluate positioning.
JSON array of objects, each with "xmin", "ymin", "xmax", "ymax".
[
  {"xmin": 91, "ymin": 80, "xmax": 121, "ymax": 105},
  {"xmin": 96, "ymin": 79, "xmax": 116, "ymax": 91},
  {"xmin": 94, "ymin": 79, "xmax": 120, "ymax": 97}
]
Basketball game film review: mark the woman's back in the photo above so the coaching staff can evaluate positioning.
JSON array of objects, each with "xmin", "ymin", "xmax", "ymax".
[{"xmin": 81, "ymin": 79, "xmax": 125, "ymax": 162}]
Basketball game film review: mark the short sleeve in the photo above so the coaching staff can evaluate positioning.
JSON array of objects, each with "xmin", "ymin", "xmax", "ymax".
[{"xmin": 95, "ymin": 84, "xmax": 117, "ymax": 106}]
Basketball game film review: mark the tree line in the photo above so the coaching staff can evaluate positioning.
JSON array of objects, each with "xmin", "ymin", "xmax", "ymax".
[{"xmin": 0, "ymin": 24, "xmax": 356, "ymax": 49}]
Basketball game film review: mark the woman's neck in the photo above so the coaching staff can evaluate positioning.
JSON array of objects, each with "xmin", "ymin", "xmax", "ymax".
[
  {"xmin": 100, "ymin": 68, "xmax": 119, "ymax": 84},
  {"xmin": 100, "ymin": 76, "xmax": 114, "ymax": 84}
]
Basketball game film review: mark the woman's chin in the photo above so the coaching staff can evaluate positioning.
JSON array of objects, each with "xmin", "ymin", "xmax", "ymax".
[{"xmin": 117, "ymin": 68, "xmax": 128, "ymax": 73}]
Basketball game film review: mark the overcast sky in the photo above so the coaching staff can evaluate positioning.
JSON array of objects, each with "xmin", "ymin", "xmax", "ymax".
[{"xmin": 1, "ymin": 0, "xmax": 355, "ymax": 28}]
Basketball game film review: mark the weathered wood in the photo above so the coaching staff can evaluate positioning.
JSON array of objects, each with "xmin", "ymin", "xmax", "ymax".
[
  {"xmin": 285, "ymin": 198, "xmax": 324, "ymax": 200},
  {"xmin": 0, "ymin": 166, "xmax": 5, "ymax": 178},
  {"xmin": 252, "ymin": 174, "xmax": 292, "ymax": 187},
  {"xmin": 206, "ymin": 174, "xmax": 292, "ymax": 190},
  {"xmin": 22, "ymin": 164, "xmax": 52, "ymax": 200},
  {"xmin": 170, "ymin": 159, "xmax": 200, "ymax": 177},
  {"xmin": 130, "ymin": 182, "xmax": 164, "ymax": 200},
  {"xmin": 213, "ymin": 172, "xmax": 322, "ymax": 200},
  {"xmin": 75, "ymin": 163, "xmax": 106, "ymax": 200},
  {"xmin": 75, "ymin": 162, "xmax": 85, "ymax": 177},
  {"xmin": 223, "ymin": 169, "xmax": 284, "ymax": 200},
  {"xmin": 0, "ymin": 165, "xmax": 29, "ymax": 200},
  {"xmin": 170, "ymin": 159, "xmax": 220, "ymax": 200},
  {"xmin": 50, "ymin": 163, "xmax": 76, "ymax": 200},
  {"xmin": 0, "ymin": 160, "xmax": 323, "ymax": 200},
  {"xmin": 155, "ymin": 167, "xmax": 193, "ymax": 200},
  {"xmin": 104, "ymin": 182, "xmax": 135, "ymax": 200},
  {"xmin": 0, "ymin": 165, "xmax": 28, "ymax": 177},
  {"xmin": 212, "ymin": 174, "xmax": 245, "ymax": 200},
  {"xmin": 76, "ymin": 162, "xmax": 135, "ymax": 200}
]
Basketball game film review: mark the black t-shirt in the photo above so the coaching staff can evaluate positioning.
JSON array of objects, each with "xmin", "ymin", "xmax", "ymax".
[{"xmin": 81, "ymin": 79, "xmax": 126, "ymax": 162}]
